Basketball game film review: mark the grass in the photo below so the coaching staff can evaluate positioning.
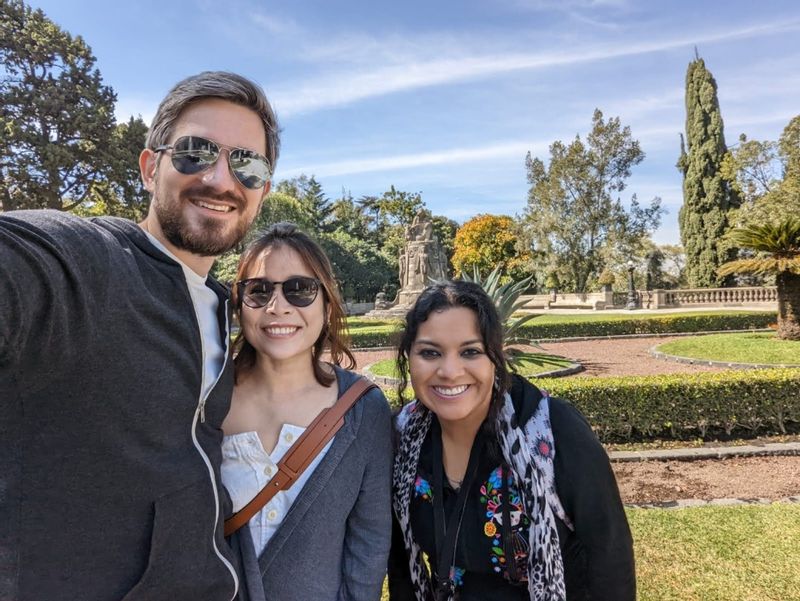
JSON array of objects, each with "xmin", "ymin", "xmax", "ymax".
[
  {"xmin": 381, "ymin": 504, "xmax": 800, "ymax": 601},
  {"xmin": 629, "ymin": 504, "xmax": 800, "ymax": 600},
  {"xmin": 366, "ymin": 356, "xmax": 575, "ymax": 379},
  {"xmin": 656, "ymin": 332, "xmax": 800, "ymax": 365}
]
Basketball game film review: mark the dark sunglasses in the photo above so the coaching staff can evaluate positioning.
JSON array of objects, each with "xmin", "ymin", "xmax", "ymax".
[
  {"xmin": 237, "ymin": 276, "xmax": 321, "ymax": 309},
  {"xmin": 155, "ymin": 135, "xmax": 272, "ymax": 190}
]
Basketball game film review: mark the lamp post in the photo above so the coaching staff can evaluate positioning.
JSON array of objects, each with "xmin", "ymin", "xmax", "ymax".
[{"xmin": 625, "ymin": 260, "xmax": 639, "ymax": 310}]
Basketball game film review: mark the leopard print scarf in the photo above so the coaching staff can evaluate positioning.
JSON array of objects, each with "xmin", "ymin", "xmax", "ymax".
[{"xmin": 392, "ymin": 392, "xmax": 567, "ymax": 601}]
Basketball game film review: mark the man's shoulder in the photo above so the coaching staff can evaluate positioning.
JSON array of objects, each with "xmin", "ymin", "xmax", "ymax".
[{"xmin": 0, "ymin": 210, "xmax": 139, "ymax": 248}]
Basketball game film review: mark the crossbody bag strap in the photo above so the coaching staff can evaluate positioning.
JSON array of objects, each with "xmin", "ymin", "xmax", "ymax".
[{"xmin": 224, "ymin": 377, "xmax": 378, "ymax": 537}]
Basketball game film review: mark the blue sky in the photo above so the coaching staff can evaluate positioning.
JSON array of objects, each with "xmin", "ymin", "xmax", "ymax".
[{"xmin": 29, "ymin": 0, "xmax": 800, "ymax": 244}]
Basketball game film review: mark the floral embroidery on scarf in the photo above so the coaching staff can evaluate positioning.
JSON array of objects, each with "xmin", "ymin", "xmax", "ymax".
[
  {"xmin": 414, "ymin": 475, "xmax": 432, "ymax": 501},
  {"xmin": 479, "ymin": 467, "xmax": 530, "ymax": 581}
]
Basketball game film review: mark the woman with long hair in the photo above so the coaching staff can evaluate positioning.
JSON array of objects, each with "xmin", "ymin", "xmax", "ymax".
[
  {"xmin": 389, "ymin": 281, "xmax": 635, "ymax": 601},
  {"xmin": 223, "ymin": 222, "xmax": 392, "ymax": 601}
]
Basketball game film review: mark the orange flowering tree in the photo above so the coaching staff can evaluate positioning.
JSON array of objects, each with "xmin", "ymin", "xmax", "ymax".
[{"xmin": 452, "ymin": 214, "xmax": 532, "ymax": 282}]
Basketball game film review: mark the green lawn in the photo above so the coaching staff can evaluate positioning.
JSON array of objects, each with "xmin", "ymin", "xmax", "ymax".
[
  {"xmin": 366, "ymin": 356, "xmax": 575, "ymax": 379},
  {"xmin": 630, "ymin": 504, "xmax": 800, "ymax": 600},
  {"xmin": 656, "ymin": 332, "xmax": 800, "ymax": 365},
  {"xmin": 381, "ymin": 504, "xmax": 800, "ymax": 601}
]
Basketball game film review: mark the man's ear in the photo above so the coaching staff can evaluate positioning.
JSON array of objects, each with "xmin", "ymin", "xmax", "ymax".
[{"xmin": 139, "ymin": 149, "xmax": 158, "ymax": 192}]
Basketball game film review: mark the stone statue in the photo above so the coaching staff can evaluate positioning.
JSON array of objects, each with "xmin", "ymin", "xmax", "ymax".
[{"xmin": 367, "ymin": 209, "xmax": 449, "ymax": 317}]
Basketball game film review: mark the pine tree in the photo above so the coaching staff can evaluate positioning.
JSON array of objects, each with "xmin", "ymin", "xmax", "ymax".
[
  {"xmin": 0, "ymin": 0, "xmax": 117, "ymax": 211},
  {"xmin": 677, "ymin": 57, "xmax": 740, "ymax": 287}
]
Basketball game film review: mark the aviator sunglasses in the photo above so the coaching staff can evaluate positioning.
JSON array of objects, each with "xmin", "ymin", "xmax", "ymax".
[
  {"xmin": 238, "ymin": 276, "xmax": 321, "ymax": 309},
  {"xmin": 155, "ymin": 135, "xmax": 272, "ymax": 190}
]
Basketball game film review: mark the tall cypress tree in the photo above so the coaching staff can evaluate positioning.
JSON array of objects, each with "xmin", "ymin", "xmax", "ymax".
[{"xmin": 677, "ymin": 57, "xmax": 740, "ymax": 287}]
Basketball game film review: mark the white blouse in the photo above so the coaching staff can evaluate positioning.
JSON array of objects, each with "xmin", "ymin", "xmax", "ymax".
[{"xmin": 222, "ymin": 425, "xmax": 333, "ymax": 556}]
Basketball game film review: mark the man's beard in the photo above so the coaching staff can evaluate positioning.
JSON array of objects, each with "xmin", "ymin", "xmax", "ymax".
[{"xmin": 153, "ymin": 184, "xmax": 252, "ymax": 257}]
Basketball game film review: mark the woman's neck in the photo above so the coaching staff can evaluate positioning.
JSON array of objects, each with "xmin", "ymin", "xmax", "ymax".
[{"xmin": 239, "ymin": 353, "xmax": 322, "ymax": 403}]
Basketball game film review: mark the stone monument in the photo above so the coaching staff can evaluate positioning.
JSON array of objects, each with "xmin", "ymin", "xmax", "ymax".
[{"xmin": 367, "ymin": 209, "xmax": 449, "ymax": 317}]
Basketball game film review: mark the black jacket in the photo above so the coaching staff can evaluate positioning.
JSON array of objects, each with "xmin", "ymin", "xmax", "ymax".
[
  {"xmin": 1, "ymin": 211, "xmax": 239, "ymax": 600},
  {"xmin": 388, "ymin": 375, "xmax": 636, "ymax": 600}
]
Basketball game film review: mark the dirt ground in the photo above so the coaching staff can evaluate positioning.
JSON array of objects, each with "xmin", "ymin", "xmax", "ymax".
[
  {"xmin": 350, "ymin": 341, "xmax": 800, "ymax": 504},
  {"xmin": 612, "ymin": 455, "xmax": 800, "ymax": 504}
]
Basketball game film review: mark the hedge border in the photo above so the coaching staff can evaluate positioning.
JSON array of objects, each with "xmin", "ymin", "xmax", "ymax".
[{"xmin": 536, "ymin": 368, "xmax": 800, "ymax": 443}]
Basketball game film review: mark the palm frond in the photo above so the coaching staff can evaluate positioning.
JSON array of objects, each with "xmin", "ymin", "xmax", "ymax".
[{"xmin": 727, "ymin": 218, "xmax": 800, "ymax": 253}]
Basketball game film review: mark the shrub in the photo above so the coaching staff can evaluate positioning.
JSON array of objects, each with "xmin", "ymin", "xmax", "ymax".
[
  {"xmin": 347, "ymin": 312, "xmax": 775, "ymax": 348},
  {"xmin": 537, "ymin": 368, "xmax": 800, "ymax": 442},
  {"xmin": 515, "ymin": 312, "xmax": 774, "ymax": 340}
]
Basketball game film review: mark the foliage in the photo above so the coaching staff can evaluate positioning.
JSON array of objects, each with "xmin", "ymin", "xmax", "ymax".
[
  {"xmin": 677, "ymin": 57, "xmax": 740, "ymax": 287},
  {"xmin": 210, "ymin": 250, "xmax": 240, "ymax": 285},
  {"xmin": 347, "ymin": 311, "xmax": 776, "ymax": 348},
  {"xmin": 0, "ymin": 0, "xmax": 117, "ymax": 211},
  {"xmin": 74, "ymin": 116, "xmax": 150, "ymax": 219},
  {"xmin": 718, "ymin": 218, "xmax": 800, "ymax": 339},
  {"xmin": 727, "ymin": 115, "xmax": 800, "ymax": 233},
  {"xmin": 538, "ymin": 368, "xmax": 800, "ymax": 441},
  {"xmin": 452, "ymin": 214, "xmax": 530, "ymax": 281},
  {"xmin": 513, "ymin": 311, "xmax": 774, "ymax": 341},
  {"xmin": 431, "ymin": 215, "xmax": 458, "ymax": 271},
  {"xmin": 596, "ymin": 269, "xmax": 616, "ymax": 287},
  {"xmin": 319, "ymin": 230, "xmax": 395, "ymax": 302},
  {"xmin": 656, "ymin": 332, "xmax": 800, "ymax": 365},
  {"xmin": 524, "ymin": 109, "xmax": 662, "ymax": 293}
]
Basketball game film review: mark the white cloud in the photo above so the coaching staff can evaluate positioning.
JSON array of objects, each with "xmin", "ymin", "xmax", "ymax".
[
  {"xmin": 279, "ymin": 140, "xmax": 549, "ymax": 178},
  {"xmin": 271, "ymin": 18, "xmax": 800, "ymax": 117}
]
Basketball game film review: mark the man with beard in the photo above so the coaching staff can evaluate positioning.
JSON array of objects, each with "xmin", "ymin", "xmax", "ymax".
[{"xmin": 0, "ymin": 72, "xmax": 279, "ymax": 601}]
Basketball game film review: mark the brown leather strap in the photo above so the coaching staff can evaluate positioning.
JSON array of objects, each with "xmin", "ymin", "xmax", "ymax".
[{"xmin": 224, "ymin": 377, "xmax": 378, "ymax": 537}]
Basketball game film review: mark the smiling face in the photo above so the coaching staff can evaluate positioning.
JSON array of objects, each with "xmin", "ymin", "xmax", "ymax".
[
  {"xmin": 239, "ymin": 244, "xmax": 326, "ymax": 370},
  {"xmin": 409, "ymin": 306, "xmax": 496, "ymax": 430},
  {"xmin": 140, "ymin": 98, "xmax": 270, "ymax": 259}
]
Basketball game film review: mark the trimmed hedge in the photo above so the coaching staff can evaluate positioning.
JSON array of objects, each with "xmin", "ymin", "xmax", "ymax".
[
  {"xmin": 537, "ymin": 369, "xmax": 800, "ymax": 442},
  {"xmin": 514, "ymin": 311, "xmax": 774, "ymax": 341},
  {"xmin": 347, "ymin": 312, "xmax": 775, "ymax": 348}
]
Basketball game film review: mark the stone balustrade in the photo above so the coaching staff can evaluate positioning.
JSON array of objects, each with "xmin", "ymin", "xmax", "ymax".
[
  {"xmin": 520, "ymin": 286, "xmax": 778, "ymax": 311},
  {"xmin": 656, "ymin": 286, "xmax": 777, "ymax": 308}
]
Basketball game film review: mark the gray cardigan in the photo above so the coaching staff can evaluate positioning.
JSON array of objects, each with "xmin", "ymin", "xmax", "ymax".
[{"xmin": 231, "ymin": 366, "xmax": 393, "ymax": 601}]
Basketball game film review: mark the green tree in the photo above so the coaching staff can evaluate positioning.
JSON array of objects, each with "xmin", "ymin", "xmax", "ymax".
[
  {"xmin": 523, "ymin": 109, "xmax": 662, "ymax": 293},
  {"xmin": 0, "ymin": 0, "xmax": 117, "ymax": 211},
  {"xmin": 329, "ymin": 190, "xmax": 371, "ymax": 239},
  {"xmin": 76, "ymin": 116, "xmax": 150, "ymax": 219},
  {"xmin": 320, "ymin": 230, "xmax": 395, "ymax": 301},
  {"xmin": 677, "ymin": 57, "xmax": 740, "ymax": 287},
  {"xmin": 718, "ymin": 219, "xmax": 800, "ymax": 340},
  {"xmin": 452, "ymin": 214, "xmax": 531, "ymax": 282},
  {"xmin": 431, "ymin": 215, "xmax": 458, "ymax": 271}
]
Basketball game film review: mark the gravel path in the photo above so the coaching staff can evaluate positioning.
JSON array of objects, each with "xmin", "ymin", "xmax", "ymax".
[
  {"xmin": 536, "ymin": 336, "xmax": 724, "ymax": 377},
  {"xmin": 349, "ymin": 336, "xmax": 726, "ymax": 378}
]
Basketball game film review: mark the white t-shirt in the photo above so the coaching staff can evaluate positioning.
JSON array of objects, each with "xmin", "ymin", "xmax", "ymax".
[{"xmin": 144, "ymin": 232, "xmax": 225, "ymax": 399}]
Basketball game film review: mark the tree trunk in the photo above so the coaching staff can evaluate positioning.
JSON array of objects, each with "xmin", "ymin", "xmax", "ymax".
[{"xmin": 776, "ymin": 270, "xmax": 800, "ymax": 341}]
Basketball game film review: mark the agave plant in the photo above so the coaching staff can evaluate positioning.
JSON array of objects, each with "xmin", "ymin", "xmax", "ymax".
[
  {"xmin": 718, "ymin": 217, "xmax": 800, "ymax": 340},
  {"xmin": 461, "ymin": 266, "xmax": 566, "ymax": 372}
]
